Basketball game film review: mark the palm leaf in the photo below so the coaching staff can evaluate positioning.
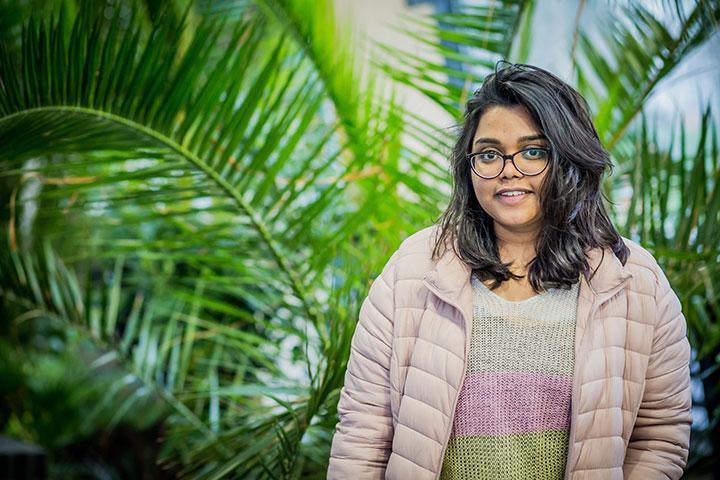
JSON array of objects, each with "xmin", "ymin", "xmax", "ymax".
[
  {"xmin": 0, "ymin": 1, "xmax": 428, "ymax": 477},
  {"xmin": 610, "ymin": 104, "xmax": 720, "ymax": 472},
  {"xmin": 575, "ymin": 0, "xmax": 720, "ymax": 150},
  {"xmin": 0, "ymin": 4, "xmax": 365, "ymax": 333},
  {"xmin": 371, "ymin": 0, "xmax": 533, "ymax": 118}
]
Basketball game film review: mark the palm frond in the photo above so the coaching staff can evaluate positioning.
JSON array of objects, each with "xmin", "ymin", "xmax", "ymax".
[
  {"xmin": 575, "ymin": 0, "xmax": 720, "ymax": 150},
  {"xmin": 0, "ymin": 2, "xmax": 426, "ymax": 476},
  {"xmin": 609, "ymin": 105, "xmax": 720, "ymax": 460},
  {"xmin": 0, "ymin": 5, "xmax": 341, "ymax": 336},
  {"xmin": 371, "ymin": 0, "xmax": 532, "ymax": 118}
]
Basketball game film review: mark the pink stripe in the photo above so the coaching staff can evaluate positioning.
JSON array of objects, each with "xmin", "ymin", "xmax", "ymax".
[{"xmin": 451, "ymin": 371, "xmax": 572, "ymax": 437}]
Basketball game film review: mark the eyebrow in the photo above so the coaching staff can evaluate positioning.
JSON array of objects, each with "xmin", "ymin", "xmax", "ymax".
[{"xmin": 473, "ymin": 134, "xmax": 548, "ymax": 146}]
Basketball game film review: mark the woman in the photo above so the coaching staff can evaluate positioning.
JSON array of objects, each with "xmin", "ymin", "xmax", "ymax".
[{"xmin": 327, "ymin": 63, "xmax": 692, "ymax": 480}]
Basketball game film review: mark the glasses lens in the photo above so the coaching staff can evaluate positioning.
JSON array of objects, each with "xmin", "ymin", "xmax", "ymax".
[
  {"xmin": 515, "ymin": 148, "xmax": 549, "ymax": 175},
  {"xmin": 471, "ymin": 149, "xmax": 549, "ymax": 177}
]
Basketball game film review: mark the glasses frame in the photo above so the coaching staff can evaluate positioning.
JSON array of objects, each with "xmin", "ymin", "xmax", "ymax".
[{"xmin": 467, "ymin": 146, "xmax": 552, "ymax": 179}]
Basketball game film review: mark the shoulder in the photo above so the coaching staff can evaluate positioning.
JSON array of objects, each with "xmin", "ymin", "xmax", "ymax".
[
  {"xmin": 620, "ymin": 236, "xmax": 657, "ymax": 268},
  {"xmin": 619, "ymin": 236, "xmax": 671, "ymax": 297},
  {"xmin": 397, "ymin": 224, "xmax": 440, "ymax": 255},
  {"xmin": 382, "ymin": 224, "xmax": 441, "ymax": 279}
]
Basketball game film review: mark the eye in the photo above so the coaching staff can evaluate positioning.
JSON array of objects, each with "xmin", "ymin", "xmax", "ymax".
[
  {"xmin": 521, "ymin": 147, "xmax": 549, "ymax": 160},
  {"xmin": 477, "ymin": 150, "xmax": 501, "ymax": 162}
]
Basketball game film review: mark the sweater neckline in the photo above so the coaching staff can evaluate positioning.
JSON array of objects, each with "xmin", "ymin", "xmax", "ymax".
[{"xmin": 471, "ymin": 275, "xmax": 550, "ymax": 305}]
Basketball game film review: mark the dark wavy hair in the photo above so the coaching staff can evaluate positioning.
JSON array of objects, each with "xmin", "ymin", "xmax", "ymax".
[{"xmin": 431, "ymin": 61, "xmax": 629, "ymax": 292}]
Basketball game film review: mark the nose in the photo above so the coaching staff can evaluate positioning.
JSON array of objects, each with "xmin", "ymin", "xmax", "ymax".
[{"xmin": 499, "ymin": 156, "xmax": 524, "ymax": 178}]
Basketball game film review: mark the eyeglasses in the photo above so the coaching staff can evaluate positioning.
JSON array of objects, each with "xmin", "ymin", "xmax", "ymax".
[{"xmin": 467, "ymin": 147, "xmax": 551, "ymax": 179}]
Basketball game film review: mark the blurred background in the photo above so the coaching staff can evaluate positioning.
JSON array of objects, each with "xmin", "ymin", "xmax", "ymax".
[{"xmin": 0, "ymin": 0, "xmax": 718, "ymax": 478}]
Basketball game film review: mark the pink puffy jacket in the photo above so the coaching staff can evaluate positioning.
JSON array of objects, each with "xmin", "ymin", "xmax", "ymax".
[{"xmin": 327, "ymin": 225, "xmax": 692, "ymax": 479}]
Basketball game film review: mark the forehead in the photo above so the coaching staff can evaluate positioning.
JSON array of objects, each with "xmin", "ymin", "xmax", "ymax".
[{"xmin": 474, "ymin": 104, "xmax": 542, "ymax": 138}]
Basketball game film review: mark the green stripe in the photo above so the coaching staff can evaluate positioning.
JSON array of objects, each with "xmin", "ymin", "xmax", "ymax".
[{"xmin": 440, "ymin": 429, "xmax": 569, "ymax": 479}]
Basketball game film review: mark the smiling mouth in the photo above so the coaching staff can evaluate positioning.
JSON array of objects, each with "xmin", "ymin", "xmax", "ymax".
[
  {"xmin": 495, "ymin": 191, "xmax": 533, "ymax": 205},
  {"xmin": 496, "ymin": 191, "xmax": 532, "ymax": 197}
]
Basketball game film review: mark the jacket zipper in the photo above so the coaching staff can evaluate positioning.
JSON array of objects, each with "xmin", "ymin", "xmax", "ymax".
[
  {"xmin": 563, "ymin": 277, "xmax": 631, "ymax": 480},
  {"xmin": 422, "ymin": 279, "xmax": 472, "ymax": 480}
]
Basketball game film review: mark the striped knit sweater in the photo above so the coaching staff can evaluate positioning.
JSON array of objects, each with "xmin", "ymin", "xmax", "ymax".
[{"xmin": 439, "ymin": 274, "xmax": 580, "ymax": 479}]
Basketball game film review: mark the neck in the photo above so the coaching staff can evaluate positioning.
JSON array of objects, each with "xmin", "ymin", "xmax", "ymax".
[{"xmin": 494, "ymin": 225, "xmax": 538, "ymax": 273}]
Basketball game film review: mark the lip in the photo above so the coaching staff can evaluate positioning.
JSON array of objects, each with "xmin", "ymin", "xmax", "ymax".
[
  {"xmin": 495, "ymin": 190, "xmax": 532, "ymax": 205},
  {"xmin": 496, "ymin": 188, "xmax": 532, "ymax": 195}
]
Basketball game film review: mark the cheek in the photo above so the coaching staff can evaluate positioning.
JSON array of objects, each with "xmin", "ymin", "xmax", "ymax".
[
  {"xmin": 531, "ymin": 176, "xmax": 548, "ymax": 203},
  {"xmin": 470, "ymin": 177, "xmax": 494, "ymax": 207}
]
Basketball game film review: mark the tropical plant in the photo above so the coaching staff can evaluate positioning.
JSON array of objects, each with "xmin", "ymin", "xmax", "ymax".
[
  {"xmin": 613, "ymin": 109, "xmax": 720, "ymax": 474},
  {"xmin": 1, "ymin": 0, "xmax": 719, "ymax": 478},
  {"xmin": 0, "ymin": 0, "xmax": 435, "ymax": 477}
]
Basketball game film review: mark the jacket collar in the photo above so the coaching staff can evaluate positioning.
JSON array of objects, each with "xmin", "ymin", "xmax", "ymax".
[{"xmin": 422, "ymin": 240, "xmax": 633, "ymax": 302}]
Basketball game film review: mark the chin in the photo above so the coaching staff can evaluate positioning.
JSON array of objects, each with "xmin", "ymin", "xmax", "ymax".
[{"xmin": 496, "ymin": 217, "xmax": 541, "ymax": 230}]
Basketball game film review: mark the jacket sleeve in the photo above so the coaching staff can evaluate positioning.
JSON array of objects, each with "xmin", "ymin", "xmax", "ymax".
[
  {"xmin": 623, "ymin": 261, "xmax": 693, "ymax": 480},
  {"xmin": 327, "ymin": 250, "xmax": 399, "ymax": 479}
]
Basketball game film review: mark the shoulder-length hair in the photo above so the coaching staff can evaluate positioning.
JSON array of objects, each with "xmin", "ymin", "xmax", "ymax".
[{"xmin": 431, "ymin": 61, "xmax": 629, "ymax": 292}]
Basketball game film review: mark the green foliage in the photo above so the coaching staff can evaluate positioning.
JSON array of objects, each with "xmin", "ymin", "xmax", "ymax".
[
  {"xmin": 373, "ymin": 0, "xmax": 533, "ymax": 117},
  {"xmin": 1, "ymin": 0, "xmax": 719, "ymax": 478},
  {"xmin": 610, "ymin": 110, "xmax": 720, "ymax": 472},
  {"xmin": 0, "ymin": 0, "xmax": 422, "ymax": 477}
]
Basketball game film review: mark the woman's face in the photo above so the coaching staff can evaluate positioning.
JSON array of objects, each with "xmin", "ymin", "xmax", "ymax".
[{"xmin": 470, "ymin": 104, "xmax": 550, "ymax": 237}]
